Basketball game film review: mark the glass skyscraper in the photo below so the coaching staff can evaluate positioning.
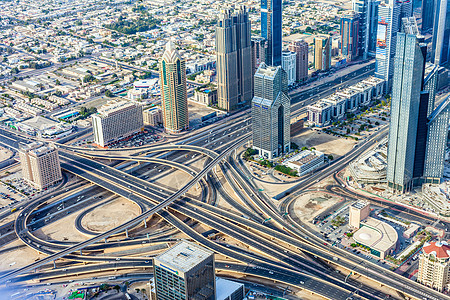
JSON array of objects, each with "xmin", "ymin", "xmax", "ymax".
[
  {"xmin": 421, "ymin": 0, "xmax": 435, "ymax": 33},
  {"xmin": 352, "ymin": 0, "xmax": 380, "ymax": 58},
  {"xmin": 431, "ymin": 0, "xmax": 450, "ymax": 66},
  {"xmin": 386, "ymin": 32, "xmax": 424, "ymax": 193},
  {"xmin": 252, "ymin": 63, "xmax": 290, "ymax": 159},
  {"xmin": 261, "ymin": 0, "xmax": 282, "ymax": 66}
]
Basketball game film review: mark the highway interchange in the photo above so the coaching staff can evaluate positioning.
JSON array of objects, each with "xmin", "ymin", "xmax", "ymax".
[{"xmin": 0, "ymin": 63, "xmax": 448, "ymax": 299}]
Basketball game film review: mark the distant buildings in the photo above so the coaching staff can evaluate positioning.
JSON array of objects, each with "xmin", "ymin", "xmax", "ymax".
[
  {"xmin": 143, "ymin": 107, "xmax": 162, "ymax": 127},
  {"xmin": 288, "ymin": 39, "xmax": 308, "ymax": 82},
  {"xmin": 216, "ymin": 6, "xmax": 252, "ymax": 111},
  {"xmin": 314, "ymin": 35, "xmax": 331, "ymax": 71},
  {"xmin": 431, "ymin": 0, "xmax": 450, "ymax": 66},
  {"xmin": 251, "ymin": 36, "xmax": 267, "ymax": 76},
  {"xmin": 284, "ymin": 149, "xmax": 325, "ymax": 176},
  {"xmin": 352, "ymin": 0, "xmax": 380, "ymax": 58},
  {"xmin": 374, "ymin": 0, "xmax": 401, "ymax": 91},
  {"xmin": 418, "ymin": 241, "xmax": 450, "ymax": 292},
  {"xmin": 252, "ymin": 63, "xmax": 290, "ymax": 159},
  {"xmin": 153, "ymin": 241, "xmax": 216, "ymax": 299},
  {"xmin": 159, "ymin": 42, "xmax": 189, "ymax": 133},
  {"xmin": 92, "ymin": 100, "xmax": 144, "ymax": 147},
  {"xmin": 261, "ymin": 0, "xmax": 282, "ymax": 66},
  {"xmin": 281, "ymin": 51, "xmax": 296, "ymax": 85},
  {"xmin": 19, "ymin": 142, "xmax": 62, "ymax": 190},
  {"xmin": 340, "ymin": 11, "xmax": 360, "ymax": 61}
]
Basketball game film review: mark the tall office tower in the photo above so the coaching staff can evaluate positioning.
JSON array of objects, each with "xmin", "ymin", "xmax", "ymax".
[
  {"xmin": 314, "ymin": 35, "xmax": 331, "ymax": 71},
  {"xmin": 261, "ymin": 0, "xmax": 282, "ymax": 66},
  {"xmin": 252, "ymin": 63, "xmax": 290, "ymax": 159},
  {"xmin": 423, "ymin": 96, "xmax": 450, "ymax": 183},
  {"xmin": 281, "ymin": 51, "xmax": 296, "ymax": 85},
  {"xmin": 288, "ymin": 39, "xmax": 308, "ymax": 82},
  {"xmin": 423, "ymin": 66, "xmax": 439, "ymax": 116},
  {"xmin": 421, "ymin": 0, "xmax": 435, "ymax": 33},
  {"xmin": 216, "ymin": 6, "xmax": 252, "ymax": 111},
  {"xmin": 340, "ymin": 11, "xmax": 360, "ymax": 61},
  {"xmin": 386, "ymin": 31, "xmax": 424, "ymax": 193},
  {"xmin": 153, "ymin": 241, "xmax": 216, "ymax": 300},
  {"xmin": 19, "ymin": 142, "xmax": 62, "ymax": 190},
  {"xmin": 251, "ymin": 36, "xmax": 267, "ymax": 75},
  {"xmin": 92, "ymin": 100, "xmax": 144, "ymax": 147},
  {"xmin": 417, "ymin": 241, "xmax": 450, "ymax": 292},
  {"xmin": 374, "ymin": 0, "xmax": 401, "ymax": 91},
  {"xmin": 160, "ymin": 41, "xmax": 189, "ymax": 134},
  {"xmin": 353, "ymin": 0, "xmax": 380, "ymax": 58},
  {"xmin": 431, "ymin": 0, "xmax": 450, "ymax": 66}
]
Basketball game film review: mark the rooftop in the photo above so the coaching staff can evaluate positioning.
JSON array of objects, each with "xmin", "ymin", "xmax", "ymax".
[
  {"xmin": 422, "ymin": 241, "xmax": 450, "ymax": 259},
  {"xmin": 155, "ymin": 241, "xmax": 213, "ymax": 273},
  {"xmin": 353, "ymin": 217, "xmax": 398, "ymax": 253}
]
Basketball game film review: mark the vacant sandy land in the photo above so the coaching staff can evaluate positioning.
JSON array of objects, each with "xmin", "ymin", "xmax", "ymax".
[
  {"xmin": 292, "ymin": 192, "xmax": 343, "ymax": 223},
  {"xmin": 82, "ymin": 197, "xmax": 141, "ymax": 233},
  {"xmin": 0, "ymin": 146, "xmax": 12, "ymax": 162},
  {"xmin": 36, "ymin": 210, "xmax": 89, "ymax": 242},
  {"xmin": 0, "ymin": 240, "xmax": 40, "ymax": 270},
  {"xmin": 291, "ymin": 129, "xmax": 356, "ymax": 158}
]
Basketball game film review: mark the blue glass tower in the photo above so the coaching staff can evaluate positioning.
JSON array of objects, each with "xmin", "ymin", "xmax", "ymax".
[{"xmin": 261, "ymin": 0, "xmax": 282, "ymax": 66}]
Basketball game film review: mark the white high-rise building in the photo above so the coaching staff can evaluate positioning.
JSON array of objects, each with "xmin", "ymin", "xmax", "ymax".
[
  {"xmin": 19, "ymin": 142, "xmax": 62, "ymax": 190},
  {"xmin": 92, "ymin": 100, "xmax": 144, "ymax": 147},
  {"xmin": 281, "ymin": 51, "xmax": 296, "ymax": 86}
]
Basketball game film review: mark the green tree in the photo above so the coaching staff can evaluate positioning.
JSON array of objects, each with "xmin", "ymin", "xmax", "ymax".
[{"xmin": 105, "ymin": 90, "xmax": 113, "ymax": 97}]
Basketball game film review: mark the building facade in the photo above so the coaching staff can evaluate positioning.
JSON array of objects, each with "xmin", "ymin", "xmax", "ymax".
[
  {"xmin": 340, "ymin": 11, "xmax": 360, "ymax": 61},
  {"xmin": 431, "ymin": 0, "xmax": 450, "ymax": 67},
  {"xmin": 252, "ymin": 63, "xmax": 290, "ymax": 159},
  {"xmin": 386, "ymin": 32, "xmax": 424, "ymax": 193},
  {"xmin": 288, "ymin": 39, "xmax": 309, "ymax": 82},
  {"xmin": 92, "ymin": 101, "xmax": 144, "ymax": 147},
  {"xmin": 353, "ymin": 0, "xmax": 380, "ymax": 58},
  {"xmin": 421, "ymin": 0, "xmax": 435, "ymax": 33},
  {"xmin": 314, "ymin": 35, "xmax": 331, "ymax": 71},
  {"xmin": 251, "ymin": 36, "xmax": 267, "ymax": 76},
  {"xmin": 153, "ymin": 241, "xmax": 216, "ymax": 300},
  {"xmin": 349, "ymin": 200, "xmax": 370, "ymax": 228},
  {"xmin": 160, "ymin": 42, "xmax": 189, "ymax": 134},
  {"xmin": 261, "ymin": 0, "xmax": 282, "ymax": 66},
  {"xmin": 417, "ymin": 241, "xmax": 450, "ymax": 292},
  {"xmin": 19, "ymin": 142, "xmax": 62, "ymax": 190},
  {"xmin": 216, "ymin": 6, "xmax": 252, "ymax": 111},
  {"xmin": 281, "ymin": 51, "xmax": 296, "ymax": 86}
]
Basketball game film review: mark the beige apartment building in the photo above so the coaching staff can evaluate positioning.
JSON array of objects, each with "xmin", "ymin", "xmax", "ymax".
[
  {"xmin": 19, "ymin": 142, "xmax": 62, "ymax": 190},
  {"xmin": 92, "ymin": 100, "xmax": 144, "ymax": 147},
  {"xmin": 418, "ymin": 241, "xmax": 450, "ymax": 292},
  {"xmin": 143, "ymin": 107, "xmax": 162, "ymax": 126},
  {"xmin": 314, "ymin": 35, "xmax": 331, "ymax": 71}
]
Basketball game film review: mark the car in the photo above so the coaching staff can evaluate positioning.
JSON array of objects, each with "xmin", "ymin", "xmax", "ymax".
[{"xmin": 115, "ymin": 258, "xmax": 120, "ymax": 261}]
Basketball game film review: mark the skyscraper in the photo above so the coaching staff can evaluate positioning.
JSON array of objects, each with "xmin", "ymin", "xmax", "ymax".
[
  {"xmin": 251, "ymin": 36, "xmax": 267, "ymax": 76},
  {"xmin": 19, "ymin": 142, "xmax": 62, "ymax": 190},
  {"xmin": 431, "ymin": 0, "xmax": 450, "ymax": 66},
  {"xmin": 153, "ymin": 241, "xmax": 216, "ymax": 300},
  {"xmin": 281, "ymin": 51, "xmax": 296, "ymax": 85},
  {"xmin": 288, "ymin": 39, "xmax": 308, "ymax": 82},
  {"xmin": 216, "ymin": 6, "xmax": 252, "ymax": 111},
  {"xmin": 252, "ymin": 63, "xmax": 290, "ymax": 159},
  {"xmin": 386, "ymin": 31, "xmax": 424, "ymax": 193},
  {"xmin": 261, "ymin": 0, "xmax": 282, "ymax": 66},
  {"xmin": 314, "ymin": 35, "xmax": 331, "ymax": 71},
  {"xmin": 353, "ymin": 0, "xmax": 380, "ymax": 58},
  {"xmin": 421, "ymin": 0, "xmax": 435, "ymax": 33},
  {"xmin": 340, "ymin": 11, "xmax": 360, "ymax": 61},
  {"xmin": 160, "ymin": 42, "xmax": 189, "ymax": 134},
  {"xmin": 374, "ymin": 0, "xmax": 401, "ymax": 91}
]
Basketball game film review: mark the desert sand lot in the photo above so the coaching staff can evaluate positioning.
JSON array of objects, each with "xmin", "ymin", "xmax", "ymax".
[
  {"xmin": 291, "ymin": 129, "xmax": 357, "ymax": 158},
  {"xmin": 292, "ymin": 191, "xmax": 343, "ymax": 223},
  {"xmin": 82, "ymin": 197, "xmax": 141, "ymax": 233}
]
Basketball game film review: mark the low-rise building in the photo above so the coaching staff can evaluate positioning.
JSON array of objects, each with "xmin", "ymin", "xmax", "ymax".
[
  {"xmin": 362, "ymin": 76, "xmax": 384, "ymax": 99},
  {"xmin": 306, "ymin": 101, "xmax": 332, "ymax": 127},
  {"xmin": 193, "ymin": 85, "xmax": 218, "ymax": 106},
  {"xmin": 417, "ymin": 241, "xmax": 450, "ymax": 292},
  {"xmin": 143, "ymin": 107, "xmax": 163, "ymax": 126},
  {"xmin": 349, "ymin": 145, "xmax": 387, "ymax": 184},
  {"xmin": 321, "ymin": 94, "xmax": 347, "ymax": 120},
  {"xmin": 284, "ymin": 149, "xmax": 325, "ymax": 176},
  {"xmin": 92, "ymin": 100, "xmax": 144, "ymax": 147},
  {"xmin": 337, "ymin": 87, "xmax": 361, "ymax": 112},
  {"xmin": 351, "ymin": 82, "xmax": 373, "ymax": 106}
]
